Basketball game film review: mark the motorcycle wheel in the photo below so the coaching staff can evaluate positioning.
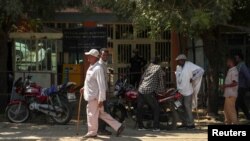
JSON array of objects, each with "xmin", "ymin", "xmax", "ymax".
[
  {"xmin": 6, "ymin": 103, "xmax": 29, "ymax": 123},
  {"xmin": 51, "ymin": 96, "xmax": 72, "ymax": 125},
  {"xmin": 110, "ymin": 104, "xmax": 126, "ymax": 123},
  {"xmin": 165, "ymin": 109, "xmax": 178, "ymax": 130}
]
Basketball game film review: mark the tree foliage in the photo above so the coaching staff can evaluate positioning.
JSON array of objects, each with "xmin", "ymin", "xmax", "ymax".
[
  {"xmin": 0, "ymin": 0, "xmax": 23, "ymax": 31},
  {"xmin": 94, "ymin": 0, "xmax": 234, "ymax": 37},
  {"xmin": 230, "ymin": 0, "xmax": 250, "ymax": 26},
  {"xmin": 93, "ymin": 0, "xmax": 136, "ymax": 21},
  {"xmin": 0, "ymin": 0, "xmax": 82, "ymax": 32}
]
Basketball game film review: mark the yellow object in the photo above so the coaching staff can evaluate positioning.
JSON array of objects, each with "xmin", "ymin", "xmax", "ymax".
[{"xmin": 62, "ymin": 64, "xmax": 83, "ymax": 86}]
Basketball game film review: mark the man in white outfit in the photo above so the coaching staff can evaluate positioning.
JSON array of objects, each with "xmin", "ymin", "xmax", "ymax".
[
  {"xmin": 175, "ymin": 54, "xmax": 204, "ymax": 129},
  {"xmin": 80, "ymin": 49, "xmax": 124, "ymax": 138},
  {"xmin": 98, "ymin": 48, "xmax": 112, "ymax": 135}
]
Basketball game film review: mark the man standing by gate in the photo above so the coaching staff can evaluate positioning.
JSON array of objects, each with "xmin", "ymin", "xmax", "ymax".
[
  {"xmin": 175, "ymin": 54, "xmax": 204, "ymax": 129},
  {"xmin": 98, "ymin": 48, "xmax": 112, "ymax": 135},
  {"xmin": 80, "ymin": 49, "xmax": 124, "ymax": 138},
  {"xmin": 130, "ymin": 49, "xmax": 146, "ymax": 87}
]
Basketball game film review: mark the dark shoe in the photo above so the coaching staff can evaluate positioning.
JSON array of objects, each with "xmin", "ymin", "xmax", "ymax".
[
  {"xmin": 83, "ymin": 134, "xmax": 97, "ymax": 139},
  {"xmin": 138, "ymin": 124, "xmax": 147, "ymax": 131},
  {"xmin": 98, "ymin": 130, "xmax": 112, "ymax": 135},
  {"xmin": 186, "ymin": 125, "xmax": 195, "ymax": 129},
  {"xmin": 177, "ymin": 125, "xmax": 187, "ymax": 129},
  {"xmin": 116, "ymin": 124, "xmax": 125, "ymax": 137}
]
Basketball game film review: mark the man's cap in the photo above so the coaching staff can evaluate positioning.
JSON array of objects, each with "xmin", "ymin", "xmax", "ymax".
[
  {"xmin": 85, "ymin": 49, "xmax": 99, "ymax": 58},
  {"xmin": 175, "ymin": 54, "xmax": 187, "ymax": 61}
]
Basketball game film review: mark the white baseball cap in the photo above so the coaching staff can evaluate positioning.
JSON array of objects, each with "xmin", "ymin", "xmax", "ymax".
[
  {"xmin": 175, "ymin": 54, "xmax": 187, "ymax": 61},
  {"xmin": 85, "ymin": 49, "xmax": 100, "ymax": 58}
]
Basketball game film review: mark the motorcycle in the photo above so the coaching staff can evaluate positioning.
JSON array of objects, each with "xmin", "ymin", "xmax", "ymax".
[
  {"xmin": 6, "ymin": 75, "xmax": 76, "ymax": 124},
  {"xmin": 109, "ymin": 77, "xmax": 182, "ymax": 130}
]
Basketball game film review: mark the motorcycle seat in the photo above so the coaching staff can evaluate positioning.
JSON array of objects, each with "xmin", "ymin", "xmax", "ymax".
[{"xmin": 41, "ymin": 86, "xmax": 58, "ymax": 96}]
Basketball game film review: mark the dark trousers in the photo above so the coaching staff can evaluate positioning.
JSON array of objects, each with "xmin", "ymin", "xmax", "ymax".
[
  {"xmin": 130, "ymin": 73, "xmax": 141, "ymax": 88},
  {"xmin": 236, "ymin": 88, "xmax": 250, "ymax": 119},
  {"xmin": 136, "ymin": 93, "xmax": 160, "ymax": 128},
  {"xmin": 98, "ymin": 101, "xmax": 108, "ymax": 131}
]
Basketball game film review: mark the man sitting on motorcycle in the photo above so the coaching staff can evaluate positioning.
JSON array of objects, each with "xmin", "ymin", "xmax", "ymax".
[{"xmin": 137, "ymin": 56, "xmax": 165, "ymax": 131}]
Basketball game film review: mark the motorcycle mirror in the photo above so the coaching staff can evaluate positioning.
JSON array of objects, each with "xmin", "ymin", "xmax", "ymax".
[{"xmin": 123, "ymin": 79, "xmax": 127, "ymax": 86}]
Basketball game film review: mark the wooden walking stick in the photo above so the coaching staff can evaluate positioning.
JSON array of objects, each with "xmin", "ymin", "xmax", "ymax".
[{"xmin": 76, "ymin": 91, "xmax": 83, "ymax": 135}]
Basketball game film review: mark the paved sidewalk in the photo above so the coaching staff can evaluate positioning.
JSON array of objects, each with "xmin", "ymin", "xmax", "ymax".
[
  {"xmin": 0, "ymin": 120, "xmax": 208, "ymax": 141},
  {"xmin": 2, "ymin": 110, "xmax": 250, "ymax": 141}
]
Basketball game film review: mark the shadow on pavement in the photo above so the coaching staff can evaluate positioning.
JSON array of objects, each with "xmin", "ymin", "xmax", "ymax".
[{"xmin": 0, "ymin": 120, "xmax": 208, "ymax": 141}]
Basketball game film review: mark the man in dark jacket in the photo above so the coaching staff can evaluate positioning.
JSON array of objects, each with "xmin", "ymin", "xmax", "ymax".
[
  {"xmin": 235, "ymin": 53, "xmax": 250, "ymax": 120},
  {"xmin": 130, "ymin": 49, "xmax": 146, "ymax": 87}
]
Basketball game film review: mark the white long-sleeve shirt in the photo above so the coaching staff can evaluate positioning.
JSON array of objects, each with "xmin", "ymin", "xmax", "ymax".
[
  {"xmin": 84, "ymin": 62, "xmax": 106, "ymax": 102},
  {"xmin": 99, "ymin": 59, "xmax": 108, "ymax": 89},
  {"xmin": 175, "ymin": 61, "xmax": 204, "ymax": 96}
]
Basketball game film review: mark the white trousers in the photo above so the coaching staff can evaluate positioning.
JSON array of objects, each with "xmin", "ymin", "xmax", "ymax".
[{"xmin": 86, "ymin": 100, "xmax": 121, "ymax": 136}]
